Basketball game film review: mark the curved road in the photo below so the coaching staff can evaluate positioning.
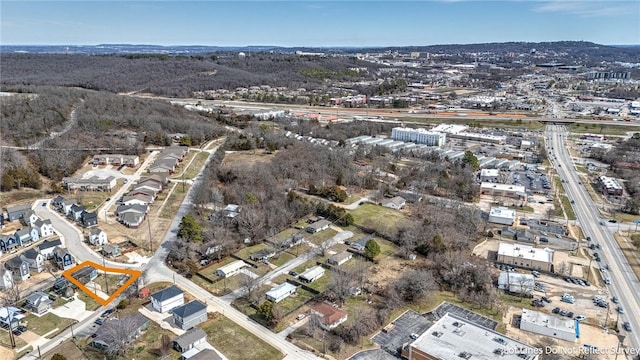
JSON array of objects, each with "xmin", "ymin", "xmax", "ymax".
[{"xmin": 548, "ymin": 124, "xmax": 640, "ymax": 349}]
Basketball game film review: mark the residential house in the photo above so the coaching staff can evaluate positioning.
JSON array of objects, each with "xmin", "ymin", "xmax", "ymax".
[
  {"xmin": 298, "ymin": 266, "xmax": 325, "ymax": 283},
  {"xmin": 280, "ymin": 233, "xmax": 305, "ymax": 249},
  {"xmin": 131, "ymin": 183, "xmax": 161, "ymax": 196},
  {"xmin": 21, "ymin": 249, "xmax": 45, "ymax": 273},
  {"xmin": 0, "ymin": 306, "xmax": 26, "ymax": 330},
  {"xmin": 51, "ymin": 195, "xmax": 65, "ymax": 210},
  {"xmin": 306, "ymin": 219, "xmax": 331, "ymax": 234},
  {"xmin": 328, "ymin": 251, "xmax": 353, "ymax": 266},
  {"xmin": 351, "ymin": 235, "xmax": 373, "ymax": 252},
  {"xmin": 249, "ymin": 248, "xmax": 276, "ymax": 262},
  {"xmin": 215, "ymin": 260, "xmax": 247, "ymax": 278},
  {"xmin": 121, "ymin": 194, "xmax": 154, "ymax": 206},
  {"xmin": 150, "ymin": 285, "xmax": 185, "ymax": 313},
  {"xmin": 71, "ymin": 266, "xmax": 98, "ymax": 285},
  {"xmin": 90, "ymin": 313, "xmax": 149, "ymax": 351},
  {"xmin": 21, "ymin": 210, "xmax": 39, "ymax": 227},
  {"xmin": 310, "ymin": 302, "xmax": 348, "ymax": 330},
  {"xmin": 61, "ymin": 198, "xmax": 78, "ymax": 216},
  {"xmin": 116, "ymin": 204, "xmax": 148, "ymax": 228},
  {"xmin": 14, "ymin": 227, "xmax": 36, "ymax": 246},
  {"xmin": 5, "ymin": 257, "xmax": 30, "ymax": 281},
  {"xmin": 81, "ymin": 211, "xmax": 98, "ymax": 227},
  {"xmin": 149, "ymin": 159, "xmax": 178, "ymax": 174},
  {"xmin": 62, "ymin": 176, "xmax": 117, "ymax": 191},
  {"xmin": 172, "ymin": 300, "xmax": 207, "ymax": 330},
  {"xmin": 173, "ymin": 328, "xmax": 207, "ymax": 353},
  {"xmin": 0, "ymin": 234, "xmax": 19, "ymax": 253},
  {"xmin": 266, "ymin": 282, "xmax": 297, "ymax": 303},
  {"xmin": 381, "ymin": 196, "xmax": 406, "ymax": 210},
  {"xmin": 102, "ymin": 243, "xmax": 121, "ymax": 258},
  {"xmin": 54, "ymin": 247, "xmax": 75, "ymax": 271},
  {"xmin": 6, "ymin": 203, "xmax": 32, "ymax": 222},
  {"xmin": 187, "ymin": 349, "xmax": 224, "ymax": 360},
  {"xmin": 139, "ymin": 173, "xmax": 169, "ymax": 186},
  {"xmin": 127, "ymin": 188, "xmax": 157, "ymax": 199},
  {"xmin": 68, "ymin": 204, "xmax": 86, "ymax": 221},
  {"xmin": 88, "ymin": 228, "xmax": 108, "ymax": 246},
  {"xmin": 34, "ymin": 219, "xmax": 55, "ymax": 238},
  {"xmin": 0, "ymin": 269, "xmax": 14, "ymax": 290},
  {"xmin": 39, "ymin": 239, "xmax": 62, "ymax": 259},
  {"xmin": 397, "ymin": 191, "xmax": 423, "ymax": 204},
  {"xmin": 24, "ymin": 291, "xmax": 52, "ymax": 315}
]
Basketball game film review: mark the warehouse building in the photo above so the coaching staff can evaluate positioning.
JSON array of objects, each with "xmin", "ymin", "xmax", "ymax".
[
  {"xmin": 520, "ymin": 308, "xmax": 578, "ymax": 342},
  {"xmin": 497, "ymin": 242, "xmax": 554, "ymax": 272},
  {"xmin": 488, "ymin": 207, "xmax": 516, "ymax": 226}
]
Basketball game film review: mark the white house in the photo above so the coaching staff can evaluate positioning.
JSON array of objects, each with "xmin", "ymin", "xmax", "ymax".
[
  {"xmin": 150, "ymin": 285, "xmax": 184, "ymax": 313},
  {"xmin": 0, "ymin": 269, "xmax": 13, "ymax": 290},
  {"xmin": 215, "ymin": 260, "xmax": 247, "ymax": 278},
  {"xmin": 34, "ymin": 219, "xmax": 54, "ymax": 238},
  {"xmin": 88, "ymin": 228, "xmax": 108, "ymax": 246},
  {"xmin": 298, "ymin": 266, "xmax": 325, "ymax": 283},
  {"xmin": 266, "ymin": 282, "xmax": 297, "ymax": 303},
  {"xmin": 21, "ymin": 249, "xmax": 45, "ymax": 273},
  {"xmin": 38, "ymin": 239, "xmax": 62, "ymax": 259}
]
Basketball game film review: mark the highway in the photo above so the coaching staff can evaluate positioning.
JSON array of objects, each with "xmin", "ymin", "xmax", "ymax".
[{"xmin": 547, "ymin": 124, "xmax": 640, "ymax": 349}]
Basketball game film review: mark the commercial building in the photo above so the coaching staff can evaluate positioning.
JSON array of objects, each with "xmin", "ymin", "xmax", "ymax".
[
  {"xmin": 597, "ymin": 176, "xmax": 623, "ymax": 196},
  {"xmin": 497, "ymin": 272, "xmax": 535, "ymax": 296},
  {"xmin": 431, "ymin": 124, "xmax": 506, "ymax": 144},
  {"xmin": 391, "ymin": 127, "xmax": 446, "ymax": 147},
  {"xmin": 497, "ymin": 242, "xmax": 554, "ymax": 272},
  {"xmin": 480, "ymin": 169, "xmax": 499, "ymax": 182},
  {"xmin": 404, "ymin": 312, "xmax": 539, "ymax": 360},
  {"xmin": 488, "ymin": 207, "xmax": 516, "ymax": 226},
  {"xmin": 520, "ymin": 308, "xmax": 578, "ymax": 342},
  {"xmin": 480, "ymin": 183, "xmax": 526, "ymax": 199}
]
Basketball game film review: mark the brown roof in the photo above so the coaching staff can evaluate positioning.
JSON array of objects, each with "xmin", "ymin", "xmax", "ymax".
[{"xmin": 311, "ymin": 302, "xmax": 347, "ymax": 326}]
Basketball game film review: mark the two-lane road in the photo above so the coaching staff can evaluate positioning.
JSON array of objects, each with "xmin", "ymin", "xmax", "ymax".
[{"xmin": 548, "ymin": 125, "xmax": 640, "ymax": 349}]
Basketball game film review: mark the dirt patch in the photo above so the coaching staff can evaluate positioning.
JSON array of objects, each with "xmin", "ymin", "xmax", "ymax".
[
  {"xmin": 364, "ymin": 255, "xmax": 429, "ymax": 294},
  {"xmin": 0, "ymin": 346, "xmax": 14, "ymax": 360}
]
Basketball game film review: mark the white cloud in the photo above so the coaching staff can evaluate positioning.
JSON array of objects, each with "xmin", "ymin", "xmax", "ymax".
[{"xmin": 533, "ymin": 1, "xmax": 638, "ymax": 18}]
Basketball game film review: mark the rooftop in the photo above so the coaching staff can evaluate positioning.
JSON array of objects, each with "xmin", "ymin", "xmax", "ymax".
[
  {"xmin": 172, "ymin": 300, "xmax": 206, "ymax": 318},
  {"xmin": 521, "ymin": 308, "xmax": 576, "ymax": 333},
  {"xmin": 498, "ymin": 242, "xmax": 553, "ymax": 263},
  {"xmin": 480, "ymin": 182, "xmax": 526, "ymax": 193},
  {"xmin": 489, "ymin": 207, "xmax": 516, "ymax": 219},
  {"xmin": 411, "ymin": 312, "xmax": 538, "ymax": 360},
  {"xmin": 266, "ymin": 282, "xmax": 297, "ymax": 300},
  {"xmin": 311, "ymin": 302, "xmax": 348, "ymax": 326},
  {"xmin": 151, "ymin": 285, "xmax": 184, "ymax": 302}
]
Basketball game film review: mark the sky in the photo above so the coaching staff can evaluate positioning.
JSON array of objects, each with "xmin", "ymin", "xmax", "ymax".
[{"xmin": 1, "ymin": 1, "xmax": 639, "ymax": 46}]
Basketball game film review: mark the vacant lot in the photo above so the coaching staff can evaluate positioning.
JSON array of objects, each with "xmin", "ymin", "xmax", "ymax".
[
  {"xmin": 221, "ymin": 151, "xmax": 275, "ymax": 169},
  {"xmin": 183, "ymin": 151, "xmax": 210, "ymax": 179},
  {"xmin": 202, "ymin": 314, "xmax": 284, "ymax": 360},
  {"xmin": 349, "ymin": 203, "xmax": 408, "ymax": 233},
  {"xmin": 25, "ymin": 312, "xmax": 77, "ymax": 337},
  {"xmin": 43, "ymin": 339, "xmax": 88, "ymax": 360}
]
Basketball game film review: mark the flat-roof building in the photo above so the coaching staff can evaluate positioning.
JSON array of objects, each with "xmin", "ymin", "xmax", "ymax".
[
  {"xmin": 405, "ymin": 312, "xmax": 539, "ymax": 360},
  {"xmin": 480, "ymin": 169, "xmax": 500, "ymax": 182},
  {"xmin": 480, "ymin": 182, "xmax": 526, "ymax": 199},
  {"xmin": 498, "ymin": 272, "xmax": 535, "ymax": 296},
  {"xmin": 520, "ymin": 308, "xmax": 578, "ymax": 342},
  {"xmin": 488, "ymin": 207, "xmax": 516, "ymax": 226},
  {"xmin": 597, "ymin": 175, "xmax": 623, "ymax": 196},
  {"xmin": 391, "ymin": 127, "xmax": 446, "ymax": 147},
  {"xmin": 497, "ymin": 242, "xmax": 553, "ymax": 272}
]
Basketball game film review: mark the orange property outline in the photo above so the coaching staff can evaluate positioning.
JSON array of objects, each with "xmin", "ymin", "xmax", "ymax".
[{"xmin": 62, "ymin": 260, "xmax": 142, "ymax": 307}]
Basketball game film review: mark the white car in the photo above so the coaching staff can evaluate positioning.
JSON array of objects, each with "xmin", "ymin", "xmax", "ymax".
[
  {"xmin": 296, "ymin": 314, "xmax": 306, "ymax": 321},
  {"xmin": 575, "ymin": 315, "xmax": 586, "ymax": 321}
]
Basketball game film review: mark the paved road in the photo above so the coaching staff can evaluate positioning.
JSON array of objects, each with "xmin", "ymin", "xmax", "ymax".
[{"xmin": 547, "ymin": 125, "xmax": 640, "ymax": 349}]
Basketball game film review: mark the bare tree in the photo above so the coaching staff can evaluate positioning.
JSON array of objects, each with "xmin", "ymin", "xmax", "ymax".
[
  {"xmin": 326, "ymin": 269, "xmax": 354, "ymax": 307},
  {"xmin": 159, "ymin": 334, "xmax": 172, "ymax": 360},
  {"xmin": 102, "ymin": 316, "xmax": 141, "ymax": 358},
  {"xmin": 392, "ymin": 269, "xmax": 437, "ymax": 303}
]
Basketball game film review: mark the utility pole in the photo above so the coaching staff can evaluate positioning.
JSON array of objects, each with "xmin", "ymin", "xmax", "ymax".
[
  {"xmin": 147, "ymin": 214, "xmax": 153, "ymax": 253},
  {"xmin": 102, "ymin": 251, "xmax": 110, "ymax": 294}
]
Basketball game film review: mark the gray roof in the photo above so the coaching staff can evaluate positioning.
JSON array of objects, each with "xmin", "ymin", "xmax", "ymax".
[
  {"xmin": 6, "ymin": 203, "xmax": 32, "ymax": 214},
  {"xmin": 25, "ymin": 291, "xmax": 51, "ymax": 306},
  {"xmin": 22, "ymin": 248, "xmax": 41, "ymax": 260},
  {"xmin": 189, "ymin": 349, "xmax": 224, "ymax": 360},
  {"xmin": 173, "ymin": 328, "xmax": 207, "ymax": 349},
  {"xmin": 172, "ymin": 300, "xmax": 206, "ymax": 319},
  {"xmin": 15, "ymin": 228, "xmax": 31, "ymax": 237},
  {"xmin": 39, "ymin": 239, "xmax": 62, "ymax": 250},
  {"xmin": 151, "ymin": 285, "xmax": 183, "ymax": 302},
  {"xmin": 6, "ymin": 257, "xmax": 26, "ymax": 269},
  {"xmin": 90, "ymin": 228, "xmax": 104, "ymax": 235}
]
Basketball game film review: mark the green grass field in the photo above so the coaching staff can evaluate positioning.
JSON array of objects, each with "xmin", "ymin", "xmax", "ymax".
[
  {"xmin": 198, "ymin": 257, "xmax": 237, "ymax": 278},
  {"xmin": 349, "ymin": 203, "xmax": 408, "ymax": 233},
  {"xmin": 202, "ymin": 315, "xmax": 284, "ymax": 360},
  {"xmin": 561, "ymin": 195, "xmax": 577, "ymax": 220},
  {"xmin": 25, "ymin": 313, "xmax": 77, "ymax": 338},
  {"xmin": 234, "ymin": 243, "xmax": 268, "ymax": 259}
]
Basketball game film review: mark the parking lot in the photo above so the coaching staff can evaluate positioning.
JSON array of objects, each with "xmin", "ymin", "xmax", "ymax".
[
  {"xmin": 373, "ymin": 310, "xmax": 432, "ymax": 356},
  {"xmin": 428, "ymin": 302, "xmax": 498, "ymax": 330}
]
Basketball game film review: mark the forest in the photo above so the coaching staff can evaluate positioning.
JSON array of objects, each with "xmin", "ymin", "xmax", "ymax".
[
  {"xmin": 0, "ymin": 86, "xmax": 226, "ymax": 190},
  {"xmin": 0, "ymin": 53, "xmax": 379, "ymax": 97}
]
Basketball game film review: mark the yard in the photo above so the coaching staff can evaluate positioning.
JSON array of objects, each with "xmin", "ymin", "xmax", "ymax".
[
  {"xmin": 306, "ymin": 228, "xmax": 339, "ymax": 246},
  {"xmin": 349, "ymin": 203, "xmax": 408, "ymax": 233},
  {"xmin": 25, "ymin": 312, "xmax": 77, "ymax": 337},
  {"xmin": 276, "ymin": 288, "xmax": 317, "ymax": 314},
  {"xmin": 0, "ymin": 330, "xmax": 28, "ymax": 351},
  {"xmin": 77, "ymin": 291, "xmax": 101, "ymax": 311},
  {"xmin": 201, "ymin": 314, "xmax": 284, "ymax": 360},
  {"xmin": 269, "ymin": 251, "xmax": 297, "ymax": 267},
  {"xmin": 125, "ymin": 322, "xmax": 181, "ymax": 360},
  {"xmin": 192, "ymin": 272, "xmax": 250, "ymax": 296},
  {"xmin": 43, "ymin": 339, "xmax": 88, "ymax": 360},
  {"xmin": 91, "ymin": 274, "xmax": 123, "ymax": 294},
  {"xmin": 234, "ymin": 243, "xmax": 268, "ymax": 260},
  {"xmin": 197, "ymin": 257, "xmax": 237, "ymax": 279}
]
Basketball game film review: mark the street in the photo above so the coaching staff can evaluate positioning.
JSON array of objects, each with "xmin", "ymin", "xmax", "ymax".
[{"xmin": 548, "ymin": 124, "xmax": 640, "ymax": 349}]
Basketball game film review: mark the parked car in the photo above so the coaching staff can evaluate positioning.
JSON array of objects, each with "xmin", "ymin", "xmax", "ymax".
[
  {"xmin": 410, "ymin": 333, "xmax": 419, "ymax": 340},
  {"xmin": 604, "ymin": 278, "xmax": 611, "ymax": 285},
  {"xmin": 17, "ymin": 326, "xmax": 27, "ymax": 332},
  {"xmin": 552, "ymin": 307, "xmax": 560, "ymax": 314},
  {"xmin": 540, "ymin": 237, "xmax": 549, "ymax": 243},
  {"xmin": 289, "ymin": 271, "xmax": 298, "ymax": 277},
  {"xmin": 95, "ymin": 318, "xmax": 104, "ymax": 325},
  {"xmin": 296, "ymin": 314, "xmax": 306, "ymax": 321},
  {"xmin": 575, "ymin": 315, "xmax": 586, "ymax": 321},
  {"xmin": 541, "ymin": 296, "xmax": 552, "ymax": 303},
  {"xmin": 12, "ymin": 329, "xmax": 22, "ymax": 336},
  {"xmin": 559, "ymin": 309, "xmax": 568, "ymax": 316},
  {"xmin": 609, "ymin": 219, "xmax": 618, "ymax": 223},
  {"xmin": 531, "ymin": 271, "xmax": 541, "ymax": 277},
  {"xmin": 566, "ymin": 312, "xmax": 574, "ymax": 318}
]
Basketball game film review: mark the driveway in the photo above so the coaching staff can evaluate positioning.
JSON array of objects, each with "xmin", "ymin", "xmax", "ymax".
[{"xmin": 50, "ymin": 295, "xmax": 94, "ymax": 321}]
